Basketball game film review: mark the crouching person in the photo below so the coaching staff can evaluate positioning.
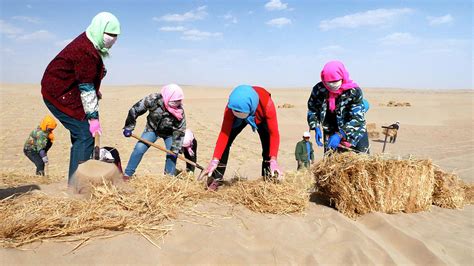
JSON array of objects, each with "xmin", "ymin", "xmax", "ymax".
[
  {"xmin": 307, "ymin": 60, "xmax": 369, "ymax": 153},
  {"xmin": 23, "ymin": 115, "xmax": 57, "ymax": 175},
  {"xmin": 122, "ymin": 84, "xmax": 186, "ymax": 178},
  {"xmin": 199, "ymin": 85, "xmax": 282, "ymax": 191}
]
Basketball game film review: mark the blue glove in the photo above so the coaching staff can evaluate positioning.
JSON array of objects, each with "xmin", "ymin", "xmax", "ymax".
[
  {"xmin": 39, "ymin": 150, "xmax": 46, "ymax": 158},
  {"xmin": 363, "ymin": 99, "xmax": 370, "ymax": 113},
  {"xmin": 327, "ymin": 133, "xmax": 343, "ymax": 150},
  {"xmin": 123, "ymin": 129, "xmax": 133, "ymax": 137},
  {"xmin": 314, "ymin": 128, "xmax": 323, "ymax": 147}
]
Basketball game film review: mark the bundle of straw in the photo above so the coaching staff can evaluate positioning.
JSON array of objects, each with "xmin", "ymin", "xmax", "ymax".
[
  {"xmin": 313, "ymin": 153, "xmax": 435, "ymax": 219},
  {"xmin": 0, "ymin": 174, "xmax": 205, "ymax": 248},
  {"xmin": 432, "ymin": 169, "xmax": 466, "ymax": 209},
  {"xmin": 220, "ymin": 171, "xmax": 313, "ymax": 215},
  {"xmin": 0, "ymin": 171, "xmax": 63, "ymax": 188}
]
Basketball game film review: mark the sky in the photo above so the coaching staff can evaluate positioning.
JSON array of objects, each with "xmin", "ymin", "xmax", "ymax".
[{"xmin": 0, "ymin": 0, "xmax": 472, "ymax": 89}]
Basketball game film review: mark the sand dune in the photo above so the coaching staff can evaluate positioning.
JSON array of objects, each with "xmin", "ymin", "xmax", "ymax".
[{"xmin": 0, "ymin": 84, "xmax": 473, "ymax": 264}]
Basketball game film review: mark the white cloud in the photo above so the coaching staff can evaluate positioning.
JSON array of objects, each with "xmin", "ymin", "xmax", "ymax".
[
  {"xmin": 181, "ymin": 29, "xmax": 222, "ymax": 41},
  {"xmin": 55, "ymin": 39, "xmax": 73, "ymax": 47},
  {"xmin": 319, "ymin": 8, "xmax": 413, "ymax": 31},
  {"xmin": 12, "ymin": 16, "xmax": 41, "ymax": 24},
  {"xmin": 1, "ymin": 47, "xmax": 15, "ymax": 55},
  {"xmin": 0, "ymin": 20, "xmax": 23, "ymax": 36},
  {"xmin": 320, "ymin": 45, "xmax": 345, "ymax": 53},
  {"xmin": 222, "ymin": 13, "xmax": 238, "ymax": 24},
  {"xmin": 16, "ymin": 30, "xmax": 55, "ymax": 41},
  {"xmin": 159, "ymin": 26, "xmax": 186, "ymax": 32},
  {"xmin": 379, "ymin": 32, "xmax": 418, "ymax": 45},
  {"xmin": 427, "ymin": 14, "xmax": 453, "ymax": 26},
  {"xmin": 265, "ymin": 0, "xmax": 288, "ymax": 11},
  {"xmin": 266, "ymin": 17, "xmax": 291, "ymax": 27},
  {"xmin": 154, "ymin": 6, "xmax": 207, "ymax": 22}
]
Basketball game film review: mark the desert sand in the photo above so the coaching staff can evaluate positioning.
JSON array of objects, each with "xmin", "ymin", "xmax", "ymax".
[{"xmin": 0, "ymin": 84, "xmax": 473, "ymax": 265}]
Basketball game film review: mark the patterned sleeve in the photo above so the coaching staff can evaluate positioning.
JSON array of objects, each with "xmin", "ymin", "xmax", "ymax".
[
  {"xmin": 170, "ymin": 113, "xmax": 186, "ymax": 154},
  {"xmin": 341, "ymin": 88, "xmax": 366, "ymax": 146},
  {"xmin": 32, "ymin": 130, "xmax": 49, "ymax": 152},
  {"xmin": 123, "ymin": 93, "xmax": 159, "ymax": 131},
  {"xmin": 307, "ymin": 84, "xmax": 323, "ymax": 130},
  {"xmin": 78, "ymin": 83, "xmax": 99, "ymax": 119}
]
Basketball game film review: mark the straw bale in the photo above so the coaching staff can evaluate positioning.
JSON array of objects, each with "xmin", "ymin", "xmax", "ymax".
[
  {"xmin": 382, "ymin": 128, "xmax": 397, "ymax": 138},
  {"xmin": 313, "ymin": 153, "xmax": 434, "ymax": 219},
  {"xmin": 219, "ymin": 171, "xmax": 313, "ymax": 215},
  {"xmin": 432, "ymin": 169, "xmax": 465, "ymax": 209},
  {"xmin": 462, "ymin": 183, "xmax": 474, "ymax": 205}
]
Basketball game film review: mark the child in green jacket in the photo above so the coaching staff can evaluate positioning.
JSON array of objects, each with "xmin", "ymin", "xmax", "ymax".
[{"xmin": 23, "ymin": 115, "xmax": 57, "ymax": 175}]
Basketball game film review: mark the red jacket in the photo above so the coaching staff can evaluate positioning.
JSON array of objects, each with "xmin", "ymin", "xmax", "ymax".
[
  {"xmin": 41, "ymin": 32, "xmax": 104, "ymax": 120},
  {"xmin": 213, "ymin": 86, "xmax": 280, "ymax": 159}
]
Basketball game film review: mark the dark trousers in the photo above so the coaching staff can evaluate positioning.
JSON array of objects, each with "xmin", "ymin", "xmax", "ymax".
[
  {"xmin": 24, "ymin": 149, "xmax": 45, "ymax": 175},
  {"xmin": 24, "ymin": 141, "xmax": 52, "ymax": 176},
  {"xmin": 213, "ymin": 121, "xmax": 271, "ymax": 180},
  {"xmin": 389, "ymin": 134, "xmax": 397, "ymax": 143},
  {"xmin": 183, "ymin": 139, "xmax": 198, "ymax": 173},
  {"xmin": 44, "ymin": 99, "xmax": 93, "ymax": 184}
]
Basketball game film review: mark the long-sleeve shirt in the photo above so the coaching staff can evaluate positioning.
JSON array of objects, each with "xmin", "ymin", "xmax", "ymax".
[
  {"xmin": 124, "ymin": 93, "xmax": 186, "ymax": 153},
  {"xmin": 24, "ymin": 127, "xmax": 50, "ymax": 152},
  {"xmin": 41, "ymin": 32, "xmax": 105, "ymax": 120},
  {"xmin": 212, "ymin": 86, "xmax": 280, "ymax": 160},
  {"xmin": 295, "ymin": 140, "xmax": 314, "ymax": 162},
  {"xmin": 307, "ymin": 82, "xmax": 367, "ymax": 146}
]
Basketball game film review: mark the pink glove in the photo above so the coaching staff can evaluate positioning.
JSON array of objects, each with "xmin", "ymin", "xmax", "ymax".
[
  {"xmin": 198, "ymin": 159, "xmax": 219, "ymax": 180},
  {"xmin": 186, "ymin": 146, "xmax": 195, "ymax": 157},
  {"xmin": 340, "ymin": 140, "xmax": 352, "ymax": 148},
  {"xmin": 89, "ymin": 119, "xmax": 102, "ymax": 136},
  {"xmin": 269, "ymin": 159, "xmax": 282, "ymax": 178}
]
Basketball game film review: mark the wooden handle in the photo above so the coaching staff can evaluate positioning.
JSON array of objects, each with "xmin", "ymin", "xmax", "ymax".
[
  {"xmin": 94, "ymin": 134, "xmax": 100, "ymax": 147},
  {"xmin": 131, "ymin": 133, "xmax": 204, "ymax": 170}
]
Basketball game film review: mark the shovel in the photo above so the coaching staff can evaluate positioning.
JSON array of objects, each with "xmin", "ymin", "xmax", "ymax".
[{"xmin": 130, "ymin": 133, "xmax": 205, "ymax": 173}]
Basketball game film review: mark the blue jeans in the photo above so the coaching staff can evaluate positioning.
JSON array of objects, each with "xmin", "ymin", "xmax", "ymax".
[
  {"xmin": 44, "ymin": 100, "xmax": 93, "ymax": 184},
  {"xmin": 124, "ymin": 130, "xmax": 177, "ymax": 176}
]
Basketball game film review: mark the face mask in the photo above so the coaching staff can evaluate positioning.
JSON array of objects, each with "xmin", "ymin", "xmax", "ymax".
[
  {"xmin": 326, "ymin": 80, "xmax": 342, "ymax": 91},
  {"xmin": 232, "ymin": 110, "xmax": 249, "ymax": 119},
  {"xmin": 168, "ymin": 100, "xmax": 182, "ymax": 108},
  {"xmin": 103, "ymin": 33, "xmax": 117, "ymax": 49}
]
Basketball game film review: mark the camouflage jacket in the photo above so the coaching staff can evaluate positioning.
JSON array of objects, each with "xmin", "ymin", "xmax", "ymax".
[
  {"xmin": 307, "ymin": 82, "xmax": 367, "ymax": 146},
  {"xmin": 124, "ymin": 93, "xmax": 186, "ymax": 153},
  {"xmin": 24, "ymin": 127, "xmax": 49, "ymax": 152}
]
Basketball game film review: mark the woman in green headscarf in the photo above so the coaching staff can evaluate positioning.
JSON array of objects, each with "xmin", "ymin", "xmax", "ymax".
[{"xmin": 41, "ymin": 12, "xmax": 121, "ymax": 185}]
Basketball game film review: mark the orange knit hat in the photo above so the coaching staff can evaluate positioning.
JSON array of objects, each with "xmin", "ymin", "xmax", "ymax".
[{"xmin": 40, "ymin": 115, "xmax": 57, "ymax": 142}]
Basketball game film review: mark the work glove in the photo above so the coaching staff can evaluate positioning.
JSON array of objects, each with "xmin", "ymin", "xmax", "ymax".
[
  {"xmin": 123, "ymin": 129, "xmax": 133, "ymax": 137},
  {"xmin": 42, "ymin": 156, "xmax": 49, "ymax": 164},
  {"xmin": 198, "ymin": 159, "xmax": 219, "ymax": 181},
  {"xmin": 327, "ymin": 133, "xmax": 343, "ymax": 150},
  {"xmin": 314, "ymin": 127, "xmax": 323, "ymax": 147},
  {"xmin": 89, "ymin": 119, "xmax": 102, "ymax": 136},
  {"xmin": 269, "ymin": 158, "xmax": 283, "ymax": 180}
]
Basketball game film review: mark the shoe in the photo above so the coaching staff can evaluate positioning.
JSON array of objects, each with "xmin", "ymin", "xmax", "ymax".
[
  {"xmin": 207, "ymin": 176, "xmax": 222, "ymax": 191},
  {"xmin": 123, "ymin": 175, "xmax": 131, "ymax": 182}
]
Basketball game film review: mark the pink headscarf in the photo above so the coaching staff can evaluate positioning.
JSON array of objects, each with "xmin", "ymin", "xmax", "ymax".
[
  {"xmin": 161, "ymin": 84, "xmax": 184, "ymax": 120},
  {"xmin": 321, "ymin": 61, "xmax": 358, "ymax": 112}
]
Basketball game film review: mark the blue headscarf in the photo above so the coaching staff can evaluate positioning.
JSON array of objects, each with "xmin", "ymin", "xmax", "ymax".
[{"xmin": 227, "ymin": 85, "xmax": 259, "ymax": 131}]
